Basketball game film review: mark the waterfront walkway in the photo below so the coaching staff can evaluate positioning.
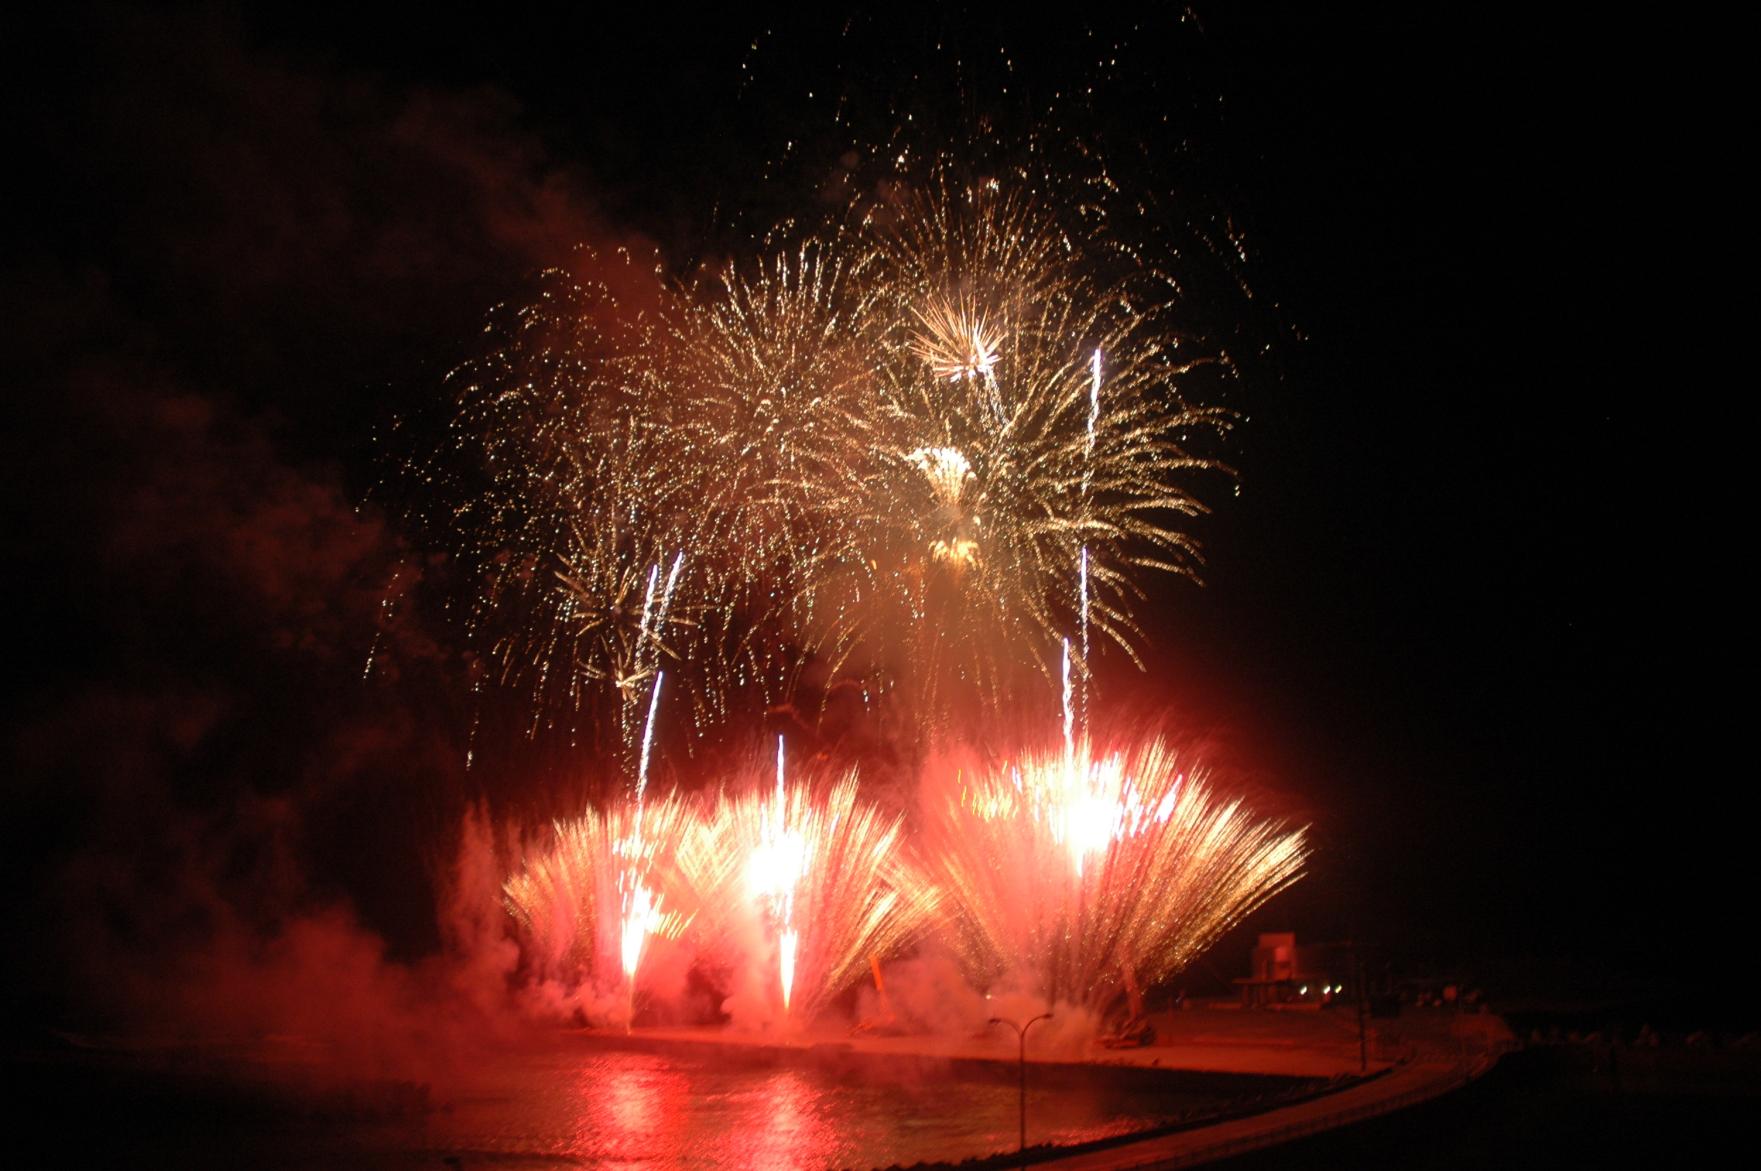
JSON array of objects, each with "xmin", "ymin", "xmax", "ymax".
[{"xmin": 1043, "ymin": 1009, "xmax": 1515, "ymax": 1168}]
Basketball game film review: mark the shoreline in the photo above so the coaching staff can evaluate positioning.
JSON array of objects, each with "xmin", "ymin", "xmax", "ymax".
[{"xmin": 555, "ymin": 1005, "xmax": 1512, "ymax": 1168}]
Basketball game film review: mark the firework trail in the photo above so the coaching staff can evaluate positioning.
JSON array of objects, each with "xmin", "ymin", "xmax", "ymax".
[
  {"xmin": 920, "ymin": 735, "xmax": 1307, "ymax": 1014},
  {"xmin": 609, "ymin": 667, "xmax": 676, "ymax": 1018},
  {"xmin": 1080, "ymin": 346, "xmax": 1101, "ymax": 734}
]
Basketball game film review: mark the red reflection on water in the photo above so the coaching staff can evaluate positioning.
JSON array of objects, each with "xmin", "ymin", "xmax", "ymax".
[
  {"xmin": 563, "ymin": 1055, "xmax": 845, "ymax": 1168},
  {"xmin": 742, "ymin": 1070, "xmax": 841, "ymax": 1170},
  {"xmin": 570, "ymin": 1054, "xmax": 693, "ymax": 1164},
  {"xmin": 414, "ymin": 1044, "xmax": 1190, "ymax": 1169}
]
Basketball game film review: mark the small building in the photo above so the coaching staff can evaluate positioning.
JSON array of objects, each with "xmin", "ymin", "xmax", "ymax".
[{"xmin": 1234, "ymin": 932, "xmax": 1351, "ymax": 1007}]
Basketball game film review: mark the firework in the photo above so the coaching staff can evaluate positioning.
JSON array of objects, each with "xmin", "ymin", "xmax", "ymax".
[
  {"xmin": 858, "ymin": 176, "xmax": 1233, "ymax": 727},
  {"xmin": 681, "ymin": 755, "xmax": 941, "ymax": 1025},
  {"xmin": 921, "ymin": 735, "xmax": 1307, "ymax": 1014},
  {"xmin": 402, "ymin": 68, "xmax": 1301, "ymax": 1042},
  {"xmin": 404, "ymin": 255, "xmax": 741, "ymax": 768},
  {"xmin": 659, "ymin": 242, "xmax": 894, "ymax": 703},
  {"xmin": 910, "ymin": 294, "xmax": 1004, "ymax": 382},
  {"xmin": 678, "ymin": 171, "xmax": 1239, "ymax": 739},
  {"xmin": 408, "ymin": 149, "xmax": 1238, "ymax": 758},
  {"xmin": 503, "ymin": 789, "xmax": 699, "ymax": 999}
]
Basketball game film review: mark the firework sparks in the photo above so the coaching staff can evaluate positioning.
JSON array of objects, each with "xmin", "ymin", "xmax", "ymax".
[
  {"xmin": 612, "ymin": 667, "xmax": 673, "ymax": 1018},
  {"xmin": 414, "ymin": 76, "xmax": 1300, "ymax": 1042},
  {"xmin": 796, "ymin": 173, "xmax": 1235, "ymax": 735},
  {"xmin": 685, "ymin": 763, "xmax": 941, "ymax": 1025},
  {"xmin": 905, "ymin": 445, "xmax": 981, "ymax": 568},
  {"xmin": 503, "ymin": 729, "xmax": 1301, "ymax": 1029},
  {"xmin": 911, "ymin": 295, "xmax": 1004, "ymax": 382},
  {"xmin": 619, "ymin": 879, "xmax": 662, "ymax": 984},
  {"xmin": 409, "ymin": 149, "xmax": 1236, "ymax": 753},
  {"xmin": 746, "ymin": 737, "xmax": 808, "ymax": 1009},
  {"xmin": 397, "ymin": 254, "xmax": 749, "ymax": 767},
  {"xmin": 922, "ymin": 735, "xmax": 1307, "ymax": 1014},
  {"xmin": 503, "ymin": 791, "xmax": 697, "ymax": 997}
]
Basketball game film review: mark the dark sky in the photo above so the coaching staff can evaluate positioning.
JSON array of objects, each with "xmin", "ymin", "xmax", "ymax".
[{"xmin": 3, "ymin": 3, "xmax": 1719, "ymax": 1026}]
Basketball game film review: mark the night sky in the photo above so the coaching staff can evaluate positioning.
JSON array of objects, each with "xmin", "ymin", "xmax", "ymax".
[{"xmin": 4, "ymin": 3, "xmax": 1718, "ymax": 1036}]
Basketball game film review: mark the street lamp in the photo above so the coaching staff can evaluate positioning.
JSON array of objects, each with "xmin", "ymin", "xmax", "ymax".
[{"xmin": 988, "ymin": 1012, "xmax": 1052, "ymax": 1167}]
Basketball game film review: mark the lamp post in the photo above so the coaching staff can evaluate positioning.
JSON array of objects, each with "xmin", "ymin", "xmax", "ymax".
[{"xmin": 989, "ymin": 1012, "xmax": 1052, "ymax": 1167}]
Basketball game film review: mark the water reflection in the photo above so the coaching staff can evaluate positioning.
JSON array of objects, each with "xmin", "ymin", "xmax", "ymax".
[
  {"xmin": 576, "ymin": 1053, "xmax": 693, "ymax": 1164},
  {"xmin": 747, "ymin": 1070, "xmax": 837, "ymax": 1169},
  {"xmin": 380, "ymin": 1039, "xmax": 1271, "ymax": 1170}
]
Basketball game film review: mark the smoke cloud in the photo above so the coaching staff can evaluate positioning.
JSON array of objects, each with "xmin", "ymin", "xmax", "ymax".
[{"xmin": 3, "ymin": 2, "xmax": 654, "ymax": 1096}]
